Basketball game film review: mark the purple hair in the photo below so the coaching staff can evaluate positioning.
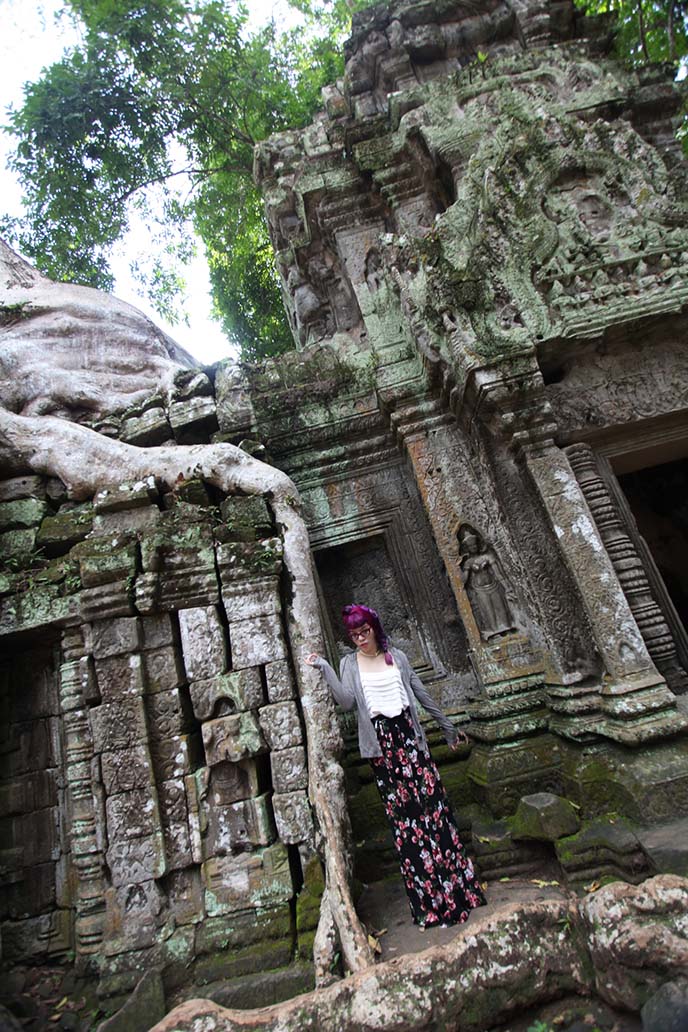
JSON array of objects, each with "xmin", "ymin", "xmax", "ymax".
[{"xmin": 342, "ymin": 604, "xmax": 393, "ymax": 665}]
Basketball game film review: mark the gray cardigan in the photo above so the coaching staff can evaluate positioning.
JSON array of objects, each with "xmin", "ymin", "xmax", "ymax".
[{"xmin": 314, "ymin": 647, "xmax": 458, "ymax": 759}]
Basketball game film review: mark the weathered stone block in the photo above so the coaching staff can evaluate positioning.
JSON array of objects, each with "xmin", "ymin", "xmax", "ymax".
[
  {"xmin": 189, "ymin": 669, "xmax": 264, "ymax": 721},
  {"xmin": 230, "ymin": 614, "xmax": 287, "ymax": 669},
  {"xmin": 106, "ymin": 835, "xmax": 166, "ymax": 887},
  {"xmin": 0, "ymin": 769, "xmax": 57, "ymax": 815},
  {"xmin": 214, "ymin": 363, "xmax": 256, "ymax": 435},
  {"xmin": 101, "ymin": 745, "xmax": 156, "ymax": 796},
  {"xmin": 222, "ymin": 579, "xmax": 281, "ymax": 622},
  {"xmin": 0, "ymin": 497, "xmax": 48, "ymax": 530},
  {"xmin": 194, "ymin": 937, "xmax": 293, "ymax": 985},
  {"xmin": 270, "ymin": 746, "xmax": 308, "ymax": 793},
  {"xmin": 194, "ymin": 904, "xmax": 291, "ymax": 955},
  {"xmin": 272, "ymin": 791, "xmax": 312, "ymax": 844},
  {"xmin": 36, "ymin": 503, "xmax": 93, "ymax": 555},
  {"xmin": 178, "ymin": 605, "xmax": 228, "ymax": 680},
  {"xmin": 147, "ymin": 687, "xmax": 194, "ymax": 738},
  {"xmin": 201, "ymin": 712, "xmax": 266, "ymax": 765},
  {"xmin": 168, "ymin": 395, "xmax": 218, "ymax": 434},
  {"xmin": 3, "ymin": 861, "xmax": 57, "ymax": 919},
  {"xmin": 205, "ymin": 793, "xmax": 276, "ymax": 855},
  {"xmin": 94, "ymin": 654, "xmax": 146, "ymax": 701},
  {"xmin": 104, "ymin": 879, "xmax": 167, "ymax": 950},
  {"xmin": 202, "ymin": 841, "xmax": 293, "ymax": 915},
  {"xmin": 93, "ymin": 477, "xmax": 159, "ymax": 513},
  {"xmin": 59, "ymin": 656, "xmax": 97, "ymax": 712},
  {"xmin": 142, "ymin": 645, "xmax": 185, "ymax": 694},
  {"xmin": 106, "ymin": 789, "xmax": 161, "ymax": 842},
  {"xmin": 637, "ymin": 819, "xmax": 688, "ymax": 878},
  {"xmin": 163, "ymin": 819, "xmax": 193, "ymax": 872},
  {"xmin": 90, "ymin": 698, "xmax": 147, "ymax": 753},
  {"xmin": 0, "ymin": 908, "xmax": 71, "ymax": 961},
  {"xmin": 95, "ymin": 969, "xmax": 166, "ymax": 1032},
  {"xmin": 165, "ymin": 868, "xmax": 204, "ymax": 926},
  {"xmin": 216, "ymin": 539, "xmax": 283, "ymax": 580},
  {"xmin": 93, "ymin": 506, "xmax": 161, "ymax": 535},
  {"xmin": 207, "ymin": 760, "xmax": 261, "ymax": 805},
  {"xmin": 149, "ymin": 732, "xmax": 199, "ymax": 781},
  {"xmin": 88, "ymin": 617, "xmax": 141, "ymax": 660},
  {"xmin": 219, "ymin": 495, "xmax": 272, "ymax": 536},
  {"xmin": 140, "ymin": 613, "xmax": 177, "ymax": 651},
  {"xmin": 0, "ymin": 528, "xmax": 37, "ymax": 558},
  {"xmin": 76, "ymin": 539, "xmax": 138, "ymax": 588},
  {"xmin": 121, "ymin": 406, "xmax": 173, "ymax": 446},
  {"xmin": 258, "ymin": 701, "xmax": 302, "ymax": 751},
  {"xmin": 158, "ymin": 777, "xmax": 189, "ymax": 825},
  {"xmin": 511, "ymin": 793, "xmax": 581, "ymax": 842},
  {"xmin": 80, "ymin": 581, "xmax": 135, "ymax": 621},
  {"xmin": 265, "ymin": 660, "xmax": 296, "ymax": 703},
  {"xmin": 0, "ymin": 475, "xmax": 47, "ymax": 502}
]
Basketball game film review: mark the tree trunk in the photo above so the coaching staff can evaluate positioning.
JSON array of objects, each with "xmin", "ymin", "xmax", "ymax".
[
  {"xmin": 0, "ymin": 407, "xmax": 374, "ymax": 982},
  {"xmin": 668, "ymin": 0, "xmax": 676, "ymax": 62},
  {"xmin": 637, "ymin": 0, "xmax": 650, "ymax": 60}
]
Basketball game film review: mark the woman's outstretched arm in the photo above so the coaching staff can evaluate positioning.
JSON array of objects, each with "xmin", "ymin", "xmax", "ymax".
[{"xmin": 305, "ymin": 653, "xmax": 357, "ymax": 711}]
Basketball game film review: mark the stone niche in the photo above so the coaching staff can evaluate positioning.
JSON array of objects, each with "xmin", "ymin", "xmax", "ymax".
[{"xmin": 0, "ymin": 470, "xmax": 317, "ymax": 1012}]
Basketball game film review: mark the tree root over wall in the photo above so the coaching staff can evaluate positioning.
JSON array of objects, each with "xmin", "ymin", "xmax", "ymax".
[{"xmin": 147, "ymin": 876, "xmax": 688, "ymax": 1032}]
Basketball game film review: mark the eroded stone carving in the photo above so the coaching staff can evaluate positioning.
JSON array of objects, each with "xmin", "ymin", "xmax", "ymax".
[{"xmin": 457, "ymin": 523, "xmax": 516, "ymax": 640}]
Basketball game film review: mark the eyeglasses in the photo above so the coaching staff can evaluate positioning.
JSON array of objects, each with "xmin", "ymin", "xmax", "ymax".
[{"xmin": 350, "ymin": 626, "xmax": 372, "ymax": 641}]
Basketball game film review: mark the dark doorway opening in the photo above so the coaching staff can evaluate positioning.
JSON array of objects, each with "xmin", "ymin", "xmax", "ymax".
[{"xmin": 618, "ymin": 456, "xmax": 688, "ymax": 643}]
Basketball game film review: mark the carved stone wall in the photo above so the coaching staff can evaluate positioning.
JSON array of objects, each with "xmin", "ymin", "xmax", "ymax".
[{"xmin": 0, "ymin": 468, "xmax": 317, "ymax": 1008}]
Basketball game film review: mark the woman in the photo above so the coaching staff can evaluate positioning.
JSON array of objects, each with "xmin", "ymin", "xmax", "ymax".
[{"xmin": 306, "ymin": 604, "xmax": 486, "ymax": 929}]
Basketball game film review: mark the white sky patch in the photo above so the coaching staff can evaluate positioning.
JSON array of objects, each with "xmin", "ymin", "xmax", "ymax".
[{"xmin": 0, "ymin": 0, "xmax": 303, "ymax": 365}]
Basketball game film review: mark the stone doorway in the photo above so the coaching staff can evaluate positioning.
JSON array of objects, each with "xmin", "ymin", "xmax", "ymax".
[
  {"xmin": 617, "ymin": 456, "xmax": 688, "ymax": 671},
  {"xmin": 0, "ymin": 639, "xmax": 71, "ymax": 965}
]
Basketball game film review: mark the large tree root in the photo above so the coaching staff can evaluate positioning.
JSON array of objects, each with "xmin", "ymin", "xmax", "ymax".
[
  {"xmin": 146, "ymin": 875, "xmax": 688, "ymax": 1032},
  {"xmin": 0, "ymin": 409, "xmax": 374, "ymax": 982}
]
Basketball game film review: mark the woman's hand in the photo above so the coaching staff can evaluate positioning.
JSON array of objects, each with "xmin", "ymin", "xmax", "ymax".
[
  {"xmin": 450, "ymin": 729, "xmax": 469, "ymax": 750},
  {"xmin": 303, "ymin": 652, "xmax": 321, "ymax": 666}
]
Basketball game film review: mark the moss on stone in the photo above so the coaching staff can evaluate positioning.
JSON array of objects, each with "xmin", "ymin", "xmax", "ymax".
[{"xmin": 36, "ymin": 503, "xmax": 93, "ymax": 556}]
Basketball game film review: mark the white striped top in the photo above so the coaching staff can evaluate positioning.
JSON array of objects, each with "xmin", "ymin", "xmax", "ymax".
[{"xmin": 359, "ymin": 662, "xmax": 407, "ymax": 718}]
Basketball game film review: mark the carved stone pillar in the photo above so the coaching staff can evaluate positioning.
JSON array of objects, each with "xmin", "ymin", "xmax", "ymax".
[
  {"xmin": 522, "ymin": 441, "xmax": 685, "ymax": 744},
  {"xmin": 391, "ymin": 412, "xmax": 555, "ymax": 814},
  {"xmin": 59, "ymin": 627, "xmax": 107, "ymax": 968},
  {"xmin": 566, "ymin": 443, "xmax": 688, "ymax": 695}
]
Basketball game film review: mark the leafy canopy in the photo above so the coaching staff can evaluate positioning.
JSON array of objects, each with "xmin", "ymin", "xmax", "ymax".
[
  {"xmin": 573, "ymin": 0, "xmax": 688, "ymax": 65},
  {"xmin": 3, "ymin": 0, "xmax": 365, "ymax": 359}
]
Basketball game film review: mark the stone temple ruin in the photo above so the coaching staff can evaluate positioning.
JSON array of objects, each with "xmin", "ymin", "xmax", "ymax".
[{"xmin": 2, "ymin": 0, "xmax": 688, "ymax": 1027}]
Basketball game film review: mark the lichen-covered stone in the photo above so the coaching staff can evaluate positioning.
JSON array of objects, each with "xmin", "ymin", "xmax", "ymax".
[
  {"xmin": 202, "ymin": 842, "xmax": 293, "ymax": 915},
  {"xmin": 511, "ymin": 792, "xmax": 581, "ymax": 842},
  {"xmin": 93, "ymin": 477, "xmax": 159, "ymax": 513},
  {"xmin": 258, "ymin": 702, "xmax": 302, "ymax": 752},
  {"xmin": 36, "ymin": 503, "xmax": 93, "ymax": 555},
  {"xmin": 0, "ymin": 497, "xmax": 48, "ymax": 530},
  {"xmin": 270, "ymin": 746, "xmax": 308, "ymax": 793},
  {"xmin": 201, "ymin": 712, "xmax": 266, "ymax": 765},
  {"xmin": 272, "ymin": 791, "xmax": 312, "ymax": 845},
  {"xmin": 179, "ymin": 605, "xmax": 228, "ymax": 680},
  {"xmin": 264, "ymin": 660, "xmax": 296, "ymax": 703},
  {"xmin": 190, "ymin": 669, "xmax": 264, "ymax": 721},
  {"xmin": 230, "ymin": 615, "xmax": 287, "ymax": 669}
]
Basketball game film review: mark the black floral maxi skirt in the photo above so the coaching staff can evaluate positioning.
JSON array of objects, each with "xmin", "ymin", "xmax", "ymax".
[{"xmin": 370, "ymin": 708, "xmax": 487, "ymax": 927}]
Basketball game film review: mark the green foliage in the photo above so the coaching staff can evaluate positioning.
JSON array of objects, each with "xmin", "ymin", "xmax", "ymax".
[
  {"xmin": 573, "ymin": 0, "xmax": 688, "ymax": 66},
  {"xmin": 3, "ymin": 0, "xmax": 365, "ymax": 357}
]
